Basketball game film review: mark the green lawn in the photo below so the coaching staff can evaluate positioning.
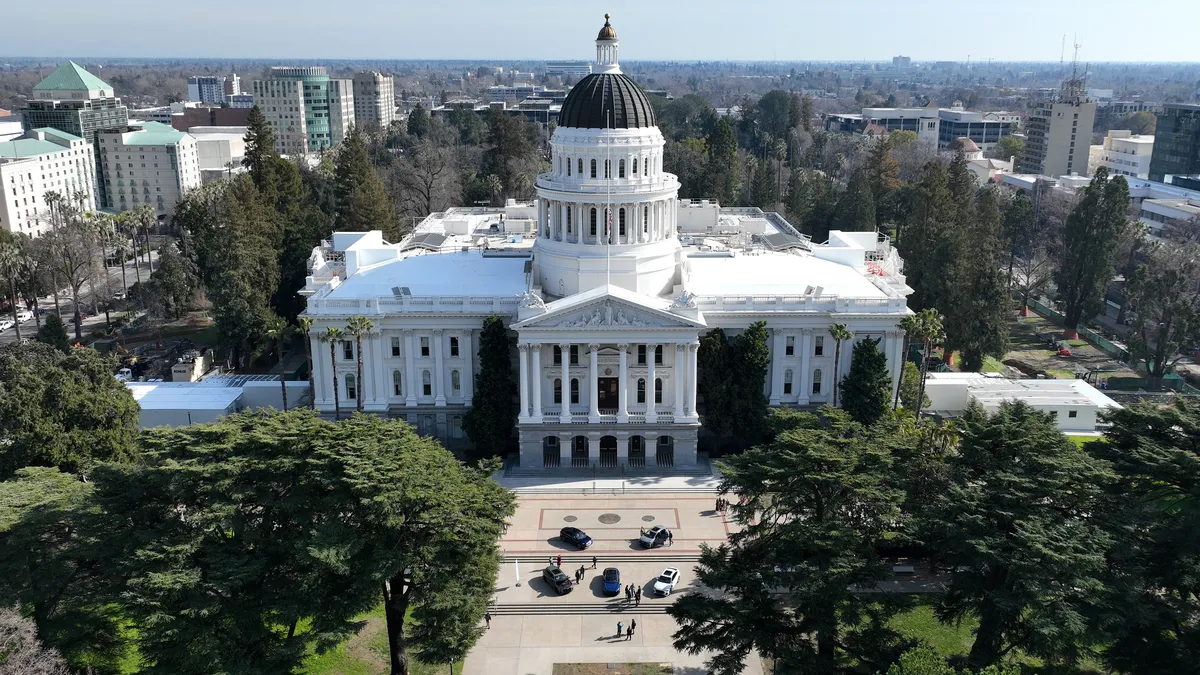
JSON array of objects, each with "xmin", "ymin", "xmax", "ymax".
[
  {"xmin": 301, "ymin": 604, "xmax": 466, "ymax": 675},
  {"xmin": 1067, "ymin": 434, "xmax": 1106, "ymax": 449},
  {"xmin": 981, "ymin": 357, "xmax": 1005, "ymax": 373}
]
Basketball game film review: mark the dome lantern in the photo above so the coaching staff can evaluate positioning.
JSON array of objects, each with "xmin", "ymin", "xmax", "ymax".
[{"xmin": 595, "ymin": 13, "xmax": 620, "ymax": 74}]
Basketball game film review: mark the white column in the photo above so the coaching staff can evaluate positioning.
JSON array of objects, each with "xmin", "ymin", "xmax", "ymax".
[
  {"xmin": 312, "ymin": 335, "xmax": 325, "ymax": 404},
  {"xmin": 646, "ymin": 342, "xmax": 657, "ymax": 423},
  {"xmin": 799, "ymin": 329, "xmax": 813, "ymax": 405},
  {"xmin": 372, "ymin": 334, "xmax": 387, "ymax": 408},
  {"xmin": 403, "ymin": 330, "xmax": 417, "ymax": 407},
  {"xmin": 462, "ymin": 330, "xmax": 475, "ymax": 405},
  {"xmin": 686, "ymin": 342, "xmax": 699, "ymax": 419},
  {"xmin": 559, "ymin": 342, "xmax": 572, "ymax": 423},
  {"xmin": 517, "ymin": 344, "xmax": 530, "ymax": 421},
  {"xmin": 617, "ymin": 343, "xmax": 629, "ymax": 423},
  {"xmin": 433, "ymin": 329, "xmax": 446, "ymax": 406},
  {"xmin": 674, "ymin": 343, "xmax": 685, "ymax": 419},
  {"xmin": 588, "ymin": 343, "xmax": 600, "ymax": 422},
  {"xmin": 530, "ymin": 343, "xmax": 543, "ymax": 421},
  {"xmin": 770, "ymin": 329, "xmax": 785, "ymax": 405},
  {"xmin": 887, "ymin": 330, "xmax": 904, "ymax": 394}
]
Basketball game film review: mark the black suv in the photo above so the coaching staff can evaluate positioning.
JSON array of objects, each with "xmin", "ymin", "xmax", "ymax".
[
  {"xmin": 559, "ymin": 526, "xmax": 593, "ymax": 549},
  {"xmin": 542, "ymin": 565, "xmax": 572, "ymax": 595}
]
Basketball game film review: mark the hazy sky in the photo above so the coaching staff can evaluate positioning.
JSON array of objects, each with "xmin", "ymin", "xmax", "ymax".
[{"xmin": 5, "ymin": 0, "xmax": 1200, "ymax": 62}]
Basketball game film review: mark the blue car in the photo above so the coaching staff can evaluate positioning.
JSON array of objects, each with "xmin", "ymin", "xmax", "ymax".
[{"xmin": 602, "ymin": 567, "xmax": 621, "ymax": 596}]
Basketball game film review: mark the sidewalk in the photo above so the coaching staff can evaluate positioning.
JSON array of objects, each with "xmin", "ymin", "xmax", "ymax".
[{"xmin": 496, "ymin": 473, "xmax": 723, "ymax": 494}]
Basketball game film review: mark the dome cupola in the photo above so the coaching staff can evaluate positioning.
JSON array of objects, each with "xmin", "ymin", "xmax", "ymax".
[
  {"xmin": 559, "ymin": 14, "xmax": 656, "ymax": 130},
  {"xmin": 597, "ymin": 13, "xmax": 617, "ymax": 40}
]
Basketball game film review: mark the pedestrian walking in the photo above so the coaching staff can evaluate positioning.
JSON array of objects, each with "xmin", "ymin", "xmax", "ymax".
[
  {"xmin": 485, "ymin": 612, "xmax": 492, "ymax": 629},
  {"xmin": 625, "ymin": 585, "xmax": 632, "ymax": 601},
  {"xmin": 548, "ymin": 556, "xmax": 553, "ymax": 566},
  {"xmin": 667, "ymin": 530, "xmax": 673, "ymax": 546},
  {"xmin": 715, "ymin": 497, "xmax": 721, "ymax": 513},
  {"xmin": 626, "ymin": 625, "xmax": 632, "ymax": 641},
  {"xmin": 591, "ymin": 555, "xmax": 597, "ymax": 569},
  {"xmin": 616, "ymin": 621, "xmax": 623, "ymax": 638},
  {"xmin": 556, "ymin": 554, "xmax": 562, "ymax": 568},
  {"xmin": 635, "ymin": 587, "xmax": 641, "ymax": 605},
  {"xmin": 630, "ymin": 618, "xmax": 637, "ymax": 635}
]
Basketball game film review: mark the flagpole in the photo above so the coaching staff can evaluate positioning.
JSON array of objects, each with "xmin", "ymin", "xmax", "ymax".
[{"xmin": 607, "ymin": 109, "xmax": 612, "ymax": 288}]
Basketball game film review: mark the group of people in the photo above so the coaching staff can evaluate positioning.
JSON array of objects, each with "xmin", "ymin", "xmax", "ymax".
[
  {"xmin": 716, "ymin": 497, "xmax": 733, "ymax": 513},
  {"xmin": 624, "ymin": 584, "xmax": 642, "ymax": 605},
  {"xmin": 616, "ymin": 618, "xmax": 637, "ymax": 641},
  {"xmin": 574, "ymin": 566, "xmax": 587, "ymax": 584}
]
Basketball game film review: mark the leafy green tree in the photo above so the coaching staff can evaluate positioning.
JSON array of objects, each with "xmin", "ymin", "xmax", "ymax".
[
  {"xmin": 881, "ymin": 647, "xmax": 1020, "ymax": 675},
  {"xmin": 345, "ymin": 315, "xmax": 375, "ymax": 412},
  {"xmin": 1054, "ymin": 168, "xmax": 1130, "ymax": 338},
  {"xmin": 334, "ymin": 127, "xmax": 397, "ymax": 237},
  {"xmin": 0, "ymin": 232, "xmax": 23, "ymax": 342},
  {"xmin": 755, "ymin": 90, "xmax": 795, "ymax": 141},
  {"xmin": 35, "ymin": 313, "xmax": 70, "ymax": 353},
  {"xmin": 0, "ymin": 343, "xmax": 139, "ymax": 480},
  {"xmin": 669, "ymin": 408, "xmax": 911, "ymax": 674},
  {"xmin": 319, "ymin": 327, "xmax": 344, "ymax": 419},
  {"xmin": 987, "ymin": 135, "xmax": 1024, "ymax": 162},
  {"xmin": 1117, "ymin": 110, "xmax": 1157, "ymax": 135},
  {"xmin": 800, "ymin": 94, "xmax": 814, "ymax": 133},
  {"xmin": 748, "ymin": 158, "xmax": 779, "ymax": 208},
  {"xmin": 919, "ymin": 402, "xmax": 1113, "ymax": 670},
  {"xmin": 481, "ymin": 110, "xmax": 538, "ymax": 200},
  {"xmin": 833, "ymin": 167, "xmax": 877, "ymax": 232},
  {"xmin": 786, "ymin": 169, "xmax": 837, "ymax": 241},
  {"xmin": 897, "ymin": 362, "xmax": 929, "ymax": 412},
  {"xmin": 947, "ymin": 188, "xmax": 1009, "ymax": 371},
  {"xmin": 1089, "ymin": 399, "xmax": 1200, "ymax": 674},
  {"xmin": 829, "ymin": 323, "xmax": 854, "ymax": 406},
  {"xmin": 841, "ymin": 337, "xmax": 891, "ymax": 425},
  {"xmin": 705, "ymin": 118, "xmax": 740, "ymax": 206},
  {"xmin": 1124, "ymin": 237, "xmax": 1200, "ymax": 384},
  {"xmin": 264, "ymin": 315, "xmax": 291, "ymax": 411},
  {"xmin": 0, "ymin": 467, "xmax": 127, "ymax": 672},
  {"xmin": 462, "ymin": 315, "xmax": 515, "ymax": 456},
  {"xmin": 146, "ymin": 240, "xmax": 192, "ymax": 320},
  {"xmin": 697, "ymin": 323, "xmax": 770, "ymax": 448},
  {"xmin": 1001, "ymin": 190, "xmax": 1035, "ymax": 291},
  {"xmin": 407, "ymin": 103, "xmax": 430, "ymax": 139}
]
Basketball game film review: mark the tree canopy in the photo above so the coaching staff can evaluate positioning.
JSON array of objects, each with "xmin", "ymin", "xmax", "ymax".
[
  {"xmin": 840, "ymin": 337, "xmax": 892, "ymax": 425},
  {"xmin": 1054, "ymin": 168, "xmax": 1130, "ymax": 337},
  {"xmin": 462, "ymin": 315, "xmax": 516, "ymax": 456}
]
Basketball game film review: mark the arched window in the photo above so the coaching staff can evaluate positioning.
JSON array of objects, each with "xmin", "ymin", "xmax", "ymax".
[
  {"xmin": 554, "ymin": 378, "xmax": 562, "ymax": 404},
  {"xmin": 783, "ymin": 369, "xmax": 793, "ymax": 395},
  {"xmin": 637, "ymin": 378, "xmax": 646, "ymax": 404},
  {"xmin": 392, "ymin": 370, "xmax": 403, "ymax": 396},
  {"xmin": 451, "ymin": 370, "xmax": 461, "ymax": 395},
  {"xmin": 345, "ymin": 374, "xmax": 357, "ymax": 401},
  {"xmin": 570, "ymin": 378, "xmax": 580, "ymax": 404},
  {"xmin": 633, "ymin": 157, "xmax": 638, "ymax": 175},
  {"xmin": 578, "ymin": 157, "xmax": 583, "ymax": 175},
  {"xmin": 618, "ymin": 158, "xmax": 625, "ymax": 178},
  {"xmin": 812, "ymin": 369, "xmax": 823, "ymax": 395},
  {"xmin": 590, "ymin": 158, "xmax": 597, "ymax": 178},
  {"xmin": 618, "ymin": 208, "xmax": 626, "ymax": 236},
  {"xmin": 589, "ymin": 208, "xmax": 597, "ymax": 236},
  {"xmin": 566, "ymin": 157, "xmax": 571, "ymax": 176},
  {"xmin": 422, "ymin": 370, "xmax": 432, "ymax": 396},
  {"xmin": 654, "ymin": 378, "xmax": 663, "ymax": 404}
]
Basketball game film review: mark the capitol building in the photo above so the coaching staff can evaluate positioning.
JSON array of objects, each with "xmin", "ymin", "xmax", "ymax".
[{"xmin": 301, "ymin": 16, "xmax": 913, "ymax": 469}]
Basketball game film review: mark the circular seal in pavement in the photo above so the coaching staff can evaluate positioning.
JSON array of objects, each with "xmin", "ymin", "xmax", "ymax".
[
  {"xmin": 563, "ymin": 515, "xmax": 578, "ymax": 522},
  {"xmin": 641, "ymin": 515, "xmax": 656, "ymax": 522},
  {"xmin": 597, "ymin": 513, "xmax": 621, "ymax": 524}
]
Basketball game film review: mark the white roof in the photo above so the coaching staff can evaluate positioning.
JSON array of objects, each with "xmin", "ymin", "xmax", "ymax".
[
  {"xmin": 327, "ymin": 249, "xmax": 529, "ymax": 299},
  {"xmin": 684, "ymin": 252, "xmax": 889, "ymax": 299},
  {"xmin": 126, "ymin": 382, "xmax": 243, "ymax": 411},
  {"xmin": 927, "ymin": 373, "xmax": 1121, "ymax": 409}
]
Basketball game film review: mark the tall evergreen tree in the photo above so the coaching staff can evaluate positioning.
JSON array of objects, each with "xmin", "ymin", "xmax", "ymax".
[
  {"xmin": 35, "ymin": 313, "xmax": 70, "ymax": 353},
  {"xmin": 840, "ymin": 337, "xmax": 891, "ymax": 425},
  {"xmin": 696, "ymin": 323, "xmax": 770, "ymax": 448},
  {"xmin": 919, "ymin": 402, "xmax": 1112, "ymax": 670},
  {"xmin": 786, "ymin": 169, "xmax": 836, "ymax": 242},
  {"xmin": 462, "ymin": 315, "xmax": 515, "ymax": 456},
  {"xmin": 833, "ymin": 167, "xmax": 877, "ymax": 232},
  {"xmin": 1054, "ymin": 168, "xmax": 1130, "ymax": 338},
  {"xmin": 946, "ymin": 187, "xmax": 1010, "ymax": 371},
  {"xmin": 800, "ymin": 95, "xmax": 814, "ymax": 133},
  {"xmin": 705, "ymin": 117, "xmax": 739, "ymax": 206},
  {"xmin": 947, "ymin": 150, "xmax": 976, "ymax": 222},
  {"xmin": 866, "ymin": 138, "xmax": 901, "ymax": 229},
  {"xmin": 1001, "ymin": 190, "xmax": 1036, "ymax": 292},
  {"xmin": 898, "ymin": 162, "xmax": 958, "ymax": 313},
  {"xmin": 242, "ymin": 104, "xmax": 276, "ymax": 184},
  {"xmin": 407, "ymin": 103, "xmax": 430, "ymax": 139},
  {"xmin": 334, "ymin": 127, "xmax": 397, "ymax": 238}
]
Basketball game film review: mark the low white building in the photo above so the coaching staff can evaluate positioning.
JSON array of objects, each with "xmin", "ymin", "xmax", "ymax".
[
  {"xmin": 98, "ymin": 121, "xmax": 201, "ymax": 217},
  {"xmin": 0, "ymin": 128, "xmax": 96, "ymax": 236},
  {"xmin": 1089, "ymin": 130, "xmax": 1154, "ymax": 180},
  {"xmin": 924, "ymin": 372, "xmax": 1121, "ymax": 433},
  {"xmin": 188, "ymin": 126, "xmax": 248, "ymax": 181},
  {"xmin": 126, "ymin": 376, "xmax": 312, "ymax": 429}
]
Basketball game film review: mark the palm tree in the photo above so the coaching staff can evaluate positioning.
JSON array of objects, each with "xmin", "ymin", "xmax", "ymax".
[
  {"xmin": 0, "ymin": 238, "xmax": 22, "ymax": 342},
  {"xmin": 344, "ymin": 315, "xmax": 375, "ymax": 413},
  {"xmin": 319, "ymin": 327, "xmax": 344, "ymax": 420},
  {"xmin": 299, "ymin": 316, "xmax": 315, "ymax": 408},
  {"xmin": 773, "ymin": 138, "xmax": 787, "ymax": 196},
  {"xmin": 265, "ymin": 315, "xmax": 290, "ymax": 411},
  {"xmin": 829, "ymin": 323, "xmax": 853, "ymax": 407},
  {"xmin": 895, "ymin": 314, "xmax": 919, "ymax": 410},
  {"xmin": 116, "ymin": 212, "xmax": 142, "ymax": 292},
  {"xmin": 136, "ymin": 205, "xmax": 157, "ymax": 274},
  {"xmin": 912, "ymin": 308, "xmax": 945, "ymax": 419}
]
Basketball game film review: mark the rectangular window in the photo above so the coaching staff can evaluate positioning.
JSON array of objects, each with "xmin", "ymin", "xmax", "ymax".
[
  {"xmin": 341, "ymin": 340, "xmax": 354, "ymax": 360},
  {"xmin": 570, "ymin": 345, "xmax": 579, "ymax": 365},
  {"xmin": 590, "ymin": 209, "xmax": 597, "ymax": 236},
  {"xmin": 391, "ymin": 336, "xmax": 401, "ymax": 357},
  {"xmin": 420, "ymin": 337, "xmax": 430, "ymax": 357},
  {"xmin": 638, "ymin": 345, "xmax": 646, "ymax": 365},
  {"xmin": 553, "ymin": 346, "xmax": 562, "ymax": 365},
  {"xmin": 812, "ymin": 369, "xmax": 822, "ymax": 394},
  {"xmin": 654, "ymin": 345, "xmax": 663, "ymax": 365},
  {"xmin": 785, "ymin": 336, "xmax": 795, "ymax": 356},
  {"xmin": 1068, "ymin": 410, "xmax": 1078, "ymax": 418},
  {"xmin": 814, "ymin": 336, "xmax": 824, "ymax": 356},
  {"xmin": 450, "ymin": 336, "xmax": 459, "ymax": 357},
  {"xmin": 654, "ymin": 378, "xmax": 662, "ymax": 404},
  {"xmin": 345, "ymin": 374, "xmax": 357, "ymax": 401}
]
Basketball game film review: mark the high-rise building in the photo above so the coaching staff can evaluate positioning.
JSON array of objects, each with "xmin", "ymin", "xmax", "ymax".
[
  {"xmin": 1019, "ymin": 75, "xmax": 1097, "ymax": 177},
  {"xmin": 187, "ymin": 75, "xmax": 242, "ymax": 106},
  {"xmin": 0, "ymin": 128, "xmax": 96, "ymax": 236},
  {"xmin": 1089, "ymin": 130, "xmax": 1154, "ymax": 179},
  {"xmin": 1148, "ymin": 103, "xmax": 1200, "ymax": 185},
  {"xmin": 97, "ymin": 122, "xmax": 201, "ymax": 218},
  {"xmin": 352, "ymin": 72, "xmax": 396, "ymax": 128},
  {"xmin": 892, "ymin": 55, "xmax": 912, "ymax": 68},
  {"xmin": 20, "ymin": 61, "xmax": 129, "ymax": 208},
  {"xmin": 251, "ymin": 67, "xmax": 355, "ymax": 154}
]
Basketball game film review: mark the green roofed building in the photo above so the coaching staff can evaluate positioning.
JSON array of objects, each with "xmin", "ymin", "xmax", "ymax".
[
  {"xmin": 0, "ymin": 128, "xmax": 97, "ymax": 236},
  {"xmin": 21, "ymin": 61, "xmax": 130, "ymax": 209},
  {"xmin": 97, "ymin": 122, "xmax": 201, "ymax": 218}
]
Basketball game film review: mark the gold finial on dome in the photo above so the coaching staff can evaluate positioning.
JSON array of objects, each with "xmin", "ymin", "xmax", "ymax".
[{"xmin": 597, "ymin": 13, "xmax": 617, "ymax": 40}]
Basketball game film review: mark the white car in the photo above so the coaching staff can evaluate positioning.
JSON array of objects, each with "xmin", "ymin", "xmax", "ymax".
[
  {"xmin": 0, "ymin": 319, "xmax": 14, "ymax": 332},
  {"xmin": 652, "ymin": 567, "xmax": 680, "ymax": 596}
]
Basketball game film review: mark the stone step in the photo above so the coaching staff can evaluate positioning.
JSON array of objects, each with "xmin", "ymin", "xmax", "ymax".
[
  {"xmin": 487, "ymin": 602, "xmax": 673, "ymax": 615},
  {"xmin": 502, "ymin": 554, "xmax": 703, "ymax": 564}
]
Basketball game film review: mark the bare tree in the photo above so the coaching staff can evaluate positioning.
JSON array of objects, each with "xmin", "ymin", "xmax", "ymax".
[
  {"xmin": 1013, "ymin": 245, "xmax": 1055, "ymax": 316},
  {"xmin": 45, "ymin": 209, "xmax": 101, "ymax": 342},
  {"xmin": 390, "ymin": 142, "xmax": 460, "ymax": 225},
  {"xmin": 0, "ymin": 605, "xmax": 72, "ymax": 675}
]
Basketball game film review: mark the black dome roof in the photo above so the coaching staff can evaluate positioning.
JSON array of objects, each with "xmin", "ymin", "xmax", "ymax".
[{"xmin": 558, "ymin": 73, "xmax": 656, "ymax": 130}]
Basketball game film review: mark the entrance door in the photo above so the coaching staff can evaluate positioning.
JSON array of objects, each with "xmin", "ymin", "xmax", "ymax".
[
  {"xmin": 599, "ymin": 435, "xmax": 617, "ymax": 468},
  {"xmin": 597, "ymin": 377, "xmax": 619, "ymax": 411},
  {"xmin": 656, "ymin": 436, "xmax": 674, "ymax": 468},
  {"xmin": 572, "ymin": 436, "xmax": 590, "ymax": 468},
  {"xmin": 628, "ymin": 436, "xmax": 645, "ymax": 467}
]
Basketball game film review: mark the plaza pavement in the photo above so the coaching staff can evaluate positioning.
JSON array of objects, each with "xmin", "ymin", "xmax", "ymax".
[{"xmin": 463, "ymin": 491, "xmax": 764, "ymax": 675}]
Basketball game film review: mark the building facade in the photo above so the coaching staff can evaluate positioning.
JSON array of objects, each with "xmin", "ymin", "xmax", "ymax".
[
  {"xmin": 20, "ymin": 62, "xmax": 129, "ymax": 208},
  {"xmin": 250, "ymin": 67, "xmax": 355, "ymax": 154},
  {"xmin": 97, "ymin": 122, "xmax": 201, "ymax": 218},
  {"xmin": 1090, "ymin": 130, "xmax": 1154, "ymax": 179},
  {"xmin": 300, "ymin": 16, "xmax": 913, "ymax": 469},
  {"xmin": 825, "ymin": 104, "xmax": 1016, "ymax": 151},
  {"xmin": 352, "ymin": 72, "xmax": 396, "ymax": 128},
  {"xmin": 0, "ymin": 128, "xmax": 96, "ymax": 236},
  {"xmin": 188, "ymin": 76, "xmax": 226, "ymax": 105},
  {"xmin": 1019, "ymin": 76, "xmax": 1097, "ymax": 177},
  {"xmin": 546, "ymin": 61, "xmax": 593, "ymax": 77},
  {"xmin": 1148, "ymin": 103, "xmax": 1200, "ymax": 185}
]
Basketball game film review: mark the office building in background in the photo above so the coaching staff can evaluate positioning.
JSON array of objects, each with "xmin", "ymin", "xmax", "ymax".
[
  {"xmin": 97, "ymin": 122, "xmax": 201, "ymax": 218},
  {"xmin": 1019, "ymin": 74, "xmax": 1096, "ymax": 177},
  {"xmin": 0, "ymin": 128, "xmax": 96, "ymax": 236},
  {"xmin": 1148, "ymin": 103, "xmax": 1200, "ymax": 186},
  {"xmin": 251, "ymin": 67, "xmax": 354, "ymax": 154},
  {"xmin": 352, "ymin": 72, "xmax": 396, "ymax": 128}
]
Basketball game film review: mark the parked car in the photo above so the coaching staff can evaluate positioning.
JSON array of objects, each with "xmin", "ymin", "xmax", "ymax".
[
  {"xmin": 601, "ymin": 567, "xmax": 621, "ymax": 596},
  {"xmin": 559, "ymin": 526, "xmax": 593, "ymax": 549},
  {"xmin": 639, "ymin": 525, "xmax": 671, "ymax": 549},
  {"xmin": 542, "ymin": 565, "xmax": 573, "ymax": 595},
  {"xmin": 112, "ymin": 290, "xmax": 127, "ymax": 301},
  {"xmin": 16, "ymin": 310, "xmax": 32, "ymax": 323},
  {"xmin": 0, "ymin": 319, "xmax": 13, "ymax": 332},
  {"xmin": 652, "ymin": 567, "xmax": 680, "ymax": 596},
  {"xmin": 114, "ymin": 368, "xmax": 133, "ymax": 382}
]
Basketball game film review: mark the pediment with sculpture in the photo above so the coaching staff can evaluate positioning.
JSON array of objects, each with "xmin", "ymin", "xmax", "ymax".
[{"xmin": 516, "ymin": 296, "xmax": 704, "ymax": 330}]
